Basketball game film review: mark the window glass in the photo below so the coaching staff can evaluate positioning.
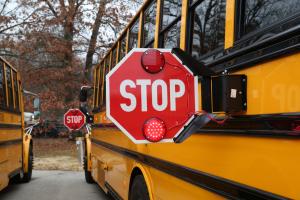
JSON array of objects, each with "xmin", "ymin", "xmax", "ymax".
[
  {"xmin": 119, "ymin": 35, "xmax": 127, "ymax": 61},
  {"xmin": 0, "ymin": 62, "xmax": 5, "ymax": 108},
  {"xmin": 243, "ymin": 0, "xmax": 300, "ymax": 35},
  {"xmin": 163, "ymin": 21, "xmax": 181, "ymax": 48},
  {"xmin": 13, "ymin": 71, "xmax": 19, "ymax": 111},
  {"xmin": 191, "ymin": 0, "xmax": 226, "ymax": 60},
  {"xmin": 103, "ymin": 58, "xmax": 110, "ymax": 106},
  {"xmin": 129, "ymin": 18, "xmax": 139, "ymax": 51},
  {"xmin": 111, "ymin": 48, "xmax": 117, "ymax": 68},
  {"xmin": 162, "ymin": 0, "xmax": 182, "ymax": 29},
  {"xmin": 143, "ymin": 1, "xmax": 157, "ymax": 46},
  {"xmin": 5, "ymin": 67, "xmax": 13, "ymax": 109},
  {"xmin": 98, "ymin": 64, "xmax": 104, "ymax": 107},
  {"xmin": 94, "ymin": 67, "xmax": 99, "ymax": 107},
  {"xmin": 190, "ymin": 0, "xmax": 198, "ymax": 4}
]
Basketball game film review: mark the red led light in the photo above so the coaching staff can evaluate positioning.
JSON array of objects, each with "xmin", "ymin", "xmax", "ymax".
[
  {"xmin": 294, "ymin": 126, "xmax": 300, "ymax": 131},
  {"xmin": 293, "ymin": 121, "xmax": 300, "ymax": 131},
  {"xmin": 141, "ymin": 49, "xmax": 165, "ymax": 74},
  {"xmin": 143, "ymin": 118, "xmax": 166, "ymax": 142}
]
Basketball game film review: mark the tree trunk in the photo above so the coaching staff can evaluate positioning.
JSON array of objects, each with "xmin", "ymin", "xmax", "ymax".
[
  {"xmin": 84, "ymin": 0, "xmax": 106, "ymax": 79},
  {"xmin": 63, "ymin": 20, "xmax": 74, "ymax": 67}
]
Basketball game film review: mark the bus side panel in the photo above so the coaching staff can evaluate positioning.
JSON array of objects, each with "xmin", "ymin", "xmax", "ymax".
[
  {"xmin": 234, "ymin": 52, "xmax": 300, "ymax": 115},
  {"xmin": 91, "ymin": 144, "xmax": 106, "ymax": 190},
  {"xmin": 92, "ymin": 129, "xmax": 226, "ymax": 200},
  {"xmin": 149, "ymin": 167, "xmax": 223, "ymax": 200},
  {"xmin": 0, "ymin": 128, "xmax": 22, "ymax": 191},
  {"xmin": 92, "ymin": 128, "xmax": 135, "ymax": 199},
  {"xmin": 92, "ymin": 127, "xmax": 300, "ymax": 199},
  {"xmin": 0, "ymin": 146, "xmax": 10, "ymax": 191}
]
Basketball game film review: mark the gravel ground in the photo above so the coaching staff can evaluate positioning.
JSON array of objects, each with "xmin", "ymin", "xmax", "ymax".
[{"xmin": 33, "ymin": 138, "xmax": 83, "ymax": 171}]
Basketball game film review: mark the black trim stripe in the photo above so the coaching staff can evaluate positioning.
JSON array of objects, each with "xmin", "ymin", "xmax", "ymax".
[
  {"xmin": 91, "ymin": 138, "xmax": 290, "ymax": 200},
  {"xmin": 197, "ymin": 129, "xmax": 300, "ymax": 138},
  {"xmin": 92, "ymin": 113, "xmax": 300, "ymax": 138},
  {"xmin": 0, "ymin": 138, "xmax": 22, "ymax": 147},
  {"xmin": 92, "ymin": 125, "xmax": 300, "ymax": 138},
  {"xmin": 105, "ymin": 182, "xmax": 123, "ymax": 200},
  {"xmin": 92, "ymin": 123, "xmax": 116, "ymax": 129},
  {"xmin": 0, "ymin": 123, "xmax": 22, "ymax": 129}
]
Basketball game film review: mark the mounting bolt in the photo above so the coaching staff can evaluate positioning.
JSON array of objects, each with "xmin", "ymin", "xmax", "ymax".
[{"xmin": 222, "ymin": 69, "xmax": 228, "ymax": 75}]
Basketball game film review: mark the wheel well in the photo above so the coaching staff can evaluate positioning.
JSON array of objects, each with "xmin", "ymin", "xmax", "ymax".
[{"xmin": 129, "ymin": 167, "xmax": 143, "ymax": 192}]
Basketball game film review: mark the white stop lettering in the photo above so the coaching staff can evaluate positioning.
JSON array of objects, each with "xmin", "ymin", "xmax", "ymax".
[{"xmin": 119, "ymin": 79, "xmax": 185, "ymax": 112}]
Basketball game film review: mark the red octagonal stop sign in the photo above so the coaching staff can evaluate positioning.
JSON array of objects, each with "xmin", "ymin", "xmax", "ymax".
[
  {"xmin": 64, "ymin": 109, "xmax": 86, "ymax": 131},
  {"xmin": 106, "ymin": 49, "xmax": 198, "ymax": 143}
]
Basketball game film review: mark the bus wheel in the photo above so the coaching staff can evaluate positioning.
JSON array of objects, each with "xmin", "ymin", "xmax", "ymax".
[
  {"xmin": 84, "ymin": 156, "xmax": 94, "ymax": 183},
  {"xmin": 129, "ymin": 175, "xmax": 150, "ymax": 200},
  {"xmin": 22, "ymin": 144, "xmax": 33, "ymax": 183}
]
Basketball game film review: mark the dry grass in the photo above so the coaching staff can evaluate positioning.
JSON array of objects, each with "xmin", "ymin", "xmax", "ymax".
[{"xmin": 33, "ymin": 138, "xmax": 83, "ymax": 171}]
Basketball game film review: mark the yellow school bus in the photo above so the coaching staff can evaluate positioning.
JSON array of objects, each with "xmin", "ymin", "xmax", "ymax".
[
  {"xmin": 0, "ymin": 57, "xmax": 39, "ymax": 191},
  {"xmin": 81, "ymin": 0, "xmax": 300, "ymax": 199}
]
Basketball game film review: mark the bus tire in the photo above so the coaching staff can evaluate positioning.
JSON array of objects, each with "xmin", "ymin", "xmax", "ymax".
[
  {"xmin": 22, "ymin": 143, "xmax": 33, "ymax": 183},
  {"xmin": 84, "ymin": 156, "xmax": 94, "ymax": 183},
  {"xmin": 129, "ymin": 175, "xmax": 150, "ymax": 200}
]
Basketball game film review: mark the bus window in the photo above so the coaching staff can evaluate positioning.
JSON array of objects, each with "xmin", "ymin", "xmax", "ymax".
[
  {"xmin": 0, "ymin": 62, "xmax": 5, "ymax": 108},
  {"xmin": 13, "ymin": 71, "xmax": 19, "ymax": 111},
  {"xmin": 119, "ymin": 34, "xmax": 127, "ymax": 61},
  {"xmin": 111, "ymin": 47, "xmax": 117, "ymax": 68},
  {"xmin": 128, "ymin": 18, "xmax": 139, "ymax": 51},
  {"xmin": 103, "ymin": 57, "xmax": 110, "ymax": 106},
  {"xmin": 143, "ymin": 0, "xmax": 157, "ymax": 47},
  {"xmin": 190, "ymin": 0, "xmax": 226, "ymax": 60},
  {"xmin": 93, "ymin": 67, "xmax": 99, "ymax": 108},
  {"xmin": 160, "ymin": 0, "xmax": 182, "ymax": 48},
  {"xmin": 5, "ymin": 66, "xmax": 13, "ymax": 109},
  {"xmin": 98, "ymin": 63, "xmax": 104, "ymax": 107},
  {"xmin": 241, "ymin": 0, "xmax": 300, "ymax": 36}
]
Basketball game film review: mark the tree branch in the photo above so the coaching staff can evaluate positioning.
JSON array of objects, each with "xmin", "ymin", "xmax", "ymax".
[{"xmin": 43, "ymin": 0, "xmax": 59, "ymax": 18}]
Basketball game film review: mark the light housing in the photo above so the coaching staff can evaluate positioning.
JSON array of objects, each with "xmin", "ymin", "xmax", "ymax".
[{"xmin": 141, "ymin": 49, "xmax": 165, "ymax": 74}]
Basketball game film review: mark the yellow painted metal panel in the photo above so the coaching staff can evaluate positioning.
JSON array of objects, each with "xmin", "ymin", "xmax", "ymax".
[
  {"xmin": 92, "ymin": 128, "xmax": 300, "ymax": 199},
  {"xmin": 235, "ymin": 52, "xmax": 300, "ymax": 114},
  {"xmin": 0, "ymin": 129, "xmax": 21, "ymax": 142}
]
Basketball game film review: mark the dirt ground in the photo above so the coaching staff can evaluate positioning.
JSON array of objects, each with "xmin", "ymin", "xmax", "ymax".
[{"xmin": 33, "ymin": 138, "xmax": 83, "ymax": 171}]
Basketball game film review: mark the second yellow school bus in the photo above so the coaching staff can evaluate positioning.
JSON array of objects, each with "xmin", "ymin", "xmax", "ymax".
[
  {"xmin": 0, "ymin": 57, "xmax": 39, "ymax": 191},
  {"xmin": 81, "ymin": 0, "xmax": 300, "ymax": 199}
]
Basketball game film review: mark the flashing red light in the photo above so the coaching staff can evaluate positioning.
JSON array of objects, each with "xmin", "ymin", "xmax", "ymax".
[
  {"xmin": 294, "ymin": 121, "xmax": 300, "ymax": 131},
  {"xmin": 141, "ymin": 49, "xmax": 165, "ymax": 74},
  {"xmin": 143, "ymin": 118, "xmax": 166, "ymax": 142},
  {"xmin": 294, "ymin": 126, "xmax": 300, "ymax": 131}
]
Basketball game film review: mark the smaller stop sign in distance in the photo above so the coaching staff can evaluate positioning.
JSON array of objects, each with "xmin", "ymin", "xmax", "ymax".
[
  {"xmin": 64, "ymin": 109, "xmax": 86, "ymax": 131},
  {"xmin": 106, "ymin": 49, "xmax": 198, "ymax": 144}
]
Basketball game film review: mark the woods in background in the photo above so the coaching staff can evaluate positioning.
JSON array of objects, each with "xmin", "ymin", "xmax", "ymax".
[{"xmin": 0, "ymin": 0, "xmax": 142, "ymax": 121}]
